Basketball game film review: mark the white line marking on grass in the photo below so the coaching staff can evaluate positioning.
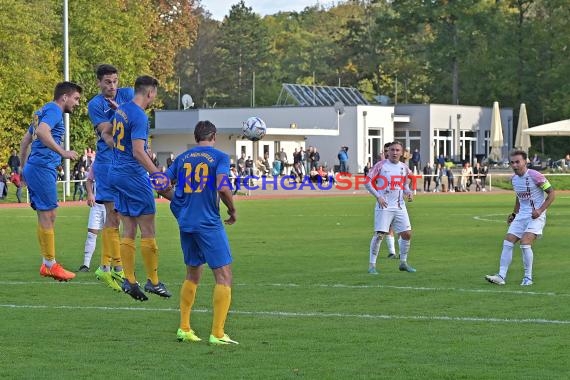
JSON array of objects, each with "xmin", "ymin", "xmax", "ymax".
[
  {"xmin": 473, "ymin": 214, "xmax": 506, "ymax": 223},
  {"xmin": 0, "ymin": 303, "xmax": 568, "ymax": 325},
  {"xmin": 1, "ymin": 281, "xmax": 569, "ymax": 298},
  {"xmin": 260, "ymin": 283, "xmax": 570, "ymax": 297}
]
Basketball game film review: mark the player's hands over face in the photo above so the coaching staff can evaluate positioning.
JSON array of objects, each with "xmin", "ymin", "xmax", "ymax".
[
  {"xmin": 224, "ymin": 209, "xmax": 236, "ymax": 225},
  {"xmin": 62, "ymin": 150, "xmax": 79, "ymax": 160}
]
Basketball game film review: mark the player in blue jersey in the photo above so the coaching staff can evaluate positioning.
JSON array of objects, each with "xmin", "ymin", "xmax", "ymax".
[
  {"xmin": 109, "ymin": 75, "xmax": 171, "ymax": 301},
  {"xmin": 162, "ymin": 120, "xmax": 239, "ymax": 345},
  {"xmin": 87, "ymin": 64, "xmax": 134, "ymax": 291},
  {"xmin": 19, "ymin": 81, "xmax": 83, "ymax": 281}
]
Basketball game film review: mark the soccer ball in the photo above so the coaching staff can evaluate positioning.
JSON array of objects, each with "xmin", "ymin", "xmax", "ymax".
[{"xmin": 242, "ymin": 117, "xmax": 267, "ymax": 141}]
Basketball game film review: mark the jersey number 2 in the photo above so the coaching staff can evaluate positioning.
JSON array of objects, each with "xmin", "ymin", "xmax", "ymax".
[{"xmin": 112, "ymin": 120, "xmax": 125, "ymax": 151}]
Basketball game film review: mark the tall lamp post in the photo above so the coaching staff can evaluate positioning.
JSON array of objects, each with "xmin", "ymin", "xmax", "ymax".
[{"xmin": 63, "ymin": 0, "xmax": 71, "ymax": 196}]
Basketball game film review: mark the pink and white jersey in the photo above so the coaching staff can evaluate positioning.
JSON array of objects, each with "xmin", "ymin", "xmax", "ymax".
[
  {"xmin": 511, "ymin": 169, "xmax": 550, "ymax": 217},
  {"xmin": 367, "ymin": 159, "xmax": 412, "ymax": 209}
]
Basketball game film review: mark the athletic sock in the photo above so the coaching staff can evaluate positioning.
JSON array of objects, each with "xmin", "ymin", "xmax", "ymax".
[
  {"xmin": 386, "ymin": 234, "xmax": 396, "ymax": 255},
  {"xmin": 520, "ymin": 244, "xmax": 533, "ymax": 279},
  {"xmin": 83, "ymin": 231, "xmax": 97, "ymax": 267},
  {"xmin": 141, "ymin": 238, "xmax": 159, "ymax": 285},
  {"xmin": 38, "ymin": 225, "xmax": 55, "ymax": 262},
  {"xmin": 180, "ymin": 280, "xmax": 198, "ymax": 331},
  {"xmin": 369, "ymin": 233, "xmax": 383, "ymax": 266},
  {"xmin": 211, "ymin": 284, "xmax": 232, "ymax": 338},
  {"xmin": 399, "ymin": 238, "xmax": 410, "ymax": 263},
  {"xmin": 498, "ymin": 240, "xmax": 514, "ymax": 279},
  {"xmin": 109, "ymin": 227, "xmax": 122, "ymax": 268},
  {"xmin": 101, "ymin": 228, "xmax": 114, "ymax": 267},
  {"xmin": 120, "ymin": 238, "xmax": 136, "ymax": 284}
]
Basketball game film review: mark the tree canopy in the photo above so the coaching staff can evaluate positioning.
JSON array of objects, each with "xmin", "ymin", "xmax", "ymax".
[{"xmin": 2, "ymin": 0, "xmax": 570, "ymax": 163}]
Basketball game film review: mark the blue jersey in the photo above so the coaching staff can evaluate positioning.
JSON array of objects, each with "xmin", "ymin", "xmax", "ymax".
[
  {"xmin": 26, "ymin": 103, "xmax": 64, "ymax": 169},
  {"xmin": 166, "ymin": 146, "xmax": 231, "ymax": 232},
  {"xmin": 111, "ymin": 100, "xmax": 149, "ymax": 176},
  {"xmin": 87, "ymin": 88, "xmax": 134, "ymax": 164}
]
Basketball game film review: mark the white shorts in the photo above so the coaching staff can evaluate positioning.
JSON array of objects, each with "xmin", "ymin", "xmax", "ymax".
[
  {"xmin": 87, "ymin": 202, "xmax": 106, "ymax": 230},
  {"xmin": 507, "ymin": 214, "xmax": 546, "ymax": 238},
  {"xmin": 374, "ymin": 208, "xmax": 411, "ymax": 234}
]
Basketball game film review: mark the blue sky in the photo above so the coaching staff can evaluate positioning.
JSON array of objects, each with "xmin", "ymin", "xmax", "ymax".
[{"xmin": 199, "ymin": 0, "xmax": 322, "ymax": 20}]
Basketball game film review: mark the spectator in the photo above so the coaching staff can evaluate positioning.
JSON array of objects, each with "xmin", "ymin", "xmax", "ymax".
[
  {"xmin": 166, "ymin": 153, "xmax": 175, "ymax": 168},
  {"xmin": 0, "ymin": 168, "xmax": 8, "ymax": 199},
  {"xmin": 151, "ymin": 152, "xmax": 160, "ymax": 168},
  {"xmin": 85, "ymin": 147, "xmax": 95, "ymax": 168},
  {"xmin": 57, "ymin": 166, "xmax": 65, "ymax": 181},
  {"xmin": 256, "ymin": 157, "xmax": 270, "ymax": 177},
  {"xmin": 460, "ymin": 162, "xmax": 473, "ymax": 192},
  {"xmin": 411, "ymin": 148, "xmax": 421, "ymax": 172},
  {"xmin": 480, "ymin": 164, "xmax": 489, "ymax": 191},
  {"xmin": 8, "ymin": 150, "xmax": 21, "ymax": 174},
  {"xmin": 317, "ymin": 166, "xmax": 327, "ymax": 182},
  {"xmin": 338, "ymin": 146, "xmax": 349, "ymax": 174},
  {"xmin": 327, "ymin": 167, "xmax": 336, "ymax": 184},
  {"xmin": 244, "ymin": 156, "xmax": 254, "ymax": 177},
  {"xmin": 433, "ymin": 163, "xmax": 443, "ymax": 192},
  {"xmin": 73, "ymin": 155, "xmax": 88, "ymax": 173},
  {"xmin": 310, "ymin": 147, "xmax": 320, "ymax": 169},
  {"xmin": 422, "ymin": 162, "xmax": 433, "ymax": 192},
  {"xmin": 272, "ymin": 154, "xmax": 281, "ymax": 177},
  {"xmin": 9, "ymin": 171, "xmax": 23, "ymax": 203},
  {"xmin": 437, "ymin": 154, "xmax": 445, "ymax": 166},
  {"xmin": 237, "ymin": 153, "xmax": 246, "ymax": 176},
  {"xmin": 473, "ymin": 162, "xmax": 482, "ymax": 191},
  {"xmin": 402, "ymin": 147, "xmax": 411, "ymax": 167},
  {"xmin": 278, "ymin": 148, "xmax": 288, "ymax": 175},
  {"xmin": 304, "ymin": 146, "xmax": 313, "ymax": 175},
  {"xmin": 447, "ymin": 167, "xmax": 455, "ymax": 192},
  {"xmin": 364, "ymin": 161, "xmax": 371, "ymax": 177},
  {"xmin": 73, "ymin": 166, "xmax": 86, "ymax": 201},
  {"xmin": 229, "ymin": 165, "xmax": 239, "ymax": 195}
]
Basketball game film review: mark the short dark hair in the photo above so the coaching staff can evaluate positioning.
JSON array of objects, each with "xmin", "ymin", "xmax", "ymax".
[
  {"xmin": 53, "ymin": 81, "xmax": 82, "ymax": 100},
  {"xmin": 390, "ymin": 140, "xmax": 404, "ymax": 149},
  {"xmin": 134, "ymin": 75, "xmax": 159, "ymax": 94},
  {"xmin": 194, "ymin": 120, "xmax": 217, "ymax": 142},
  {"xmin": 510, "ymin": 150, "xmax": 527, "ymax": 160},
  {"xmin": 383, "ymin": 142, "xmax": 391, "ymax": 149},
  {"xmin": 96, "ymin": 64, "xmax": 118, "ymax": 80}
]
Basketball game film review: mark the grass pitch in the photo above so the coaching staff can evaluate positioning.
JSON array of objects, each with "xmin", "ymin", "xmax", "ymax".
[{"xmin": 1, "ymin": 193, "xmax": 569, "ymax": 379}]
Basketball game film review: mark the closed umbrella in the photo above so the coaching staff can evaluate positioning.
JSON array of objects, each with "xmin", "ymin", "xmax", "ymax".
[
  {"xmin": 489, "ymin": 101, "xmax": 504, "ymax": 162},
  {"xmin": 514, "ymin": 103, "xmax": 531, "ymax": 152}
]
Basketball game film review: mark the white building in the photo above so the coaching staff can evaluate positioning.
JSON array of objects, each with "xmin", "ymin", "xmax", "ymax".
[{"xmin": 150, "ymin": 102, "xmax": 512, "ymax": 174}]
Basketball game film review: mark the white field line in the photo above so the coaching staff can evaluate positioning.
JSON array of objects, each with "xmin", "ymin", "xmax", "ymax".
[
  {"xmin": 473, "ymin": 213, "xmax": 508, "ymax": 223},
  {"xmin": 0, "ymin": 280, "xmax": 568, "ymax": 298},
  {"xmin": 0, "ymin": 303, "xmax": 568, "ymax": 325}
]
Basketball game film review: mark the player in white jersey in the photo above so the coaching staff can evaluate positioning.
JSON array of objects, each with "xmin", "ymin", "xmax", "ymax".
[
  {"xmin": 380, "ymin": 142, "xmax": 398, "ymax": 260},
  {"xmin": 485, "ymin": 150, "xmax": 555, "ymax": 286},
  {"xmin": 364, "ymin": 141, "xmax": 417, "ymax": 274},
  {"xmin": 77, "ymin": 162, "xmax": 106, "ymax": 272}
]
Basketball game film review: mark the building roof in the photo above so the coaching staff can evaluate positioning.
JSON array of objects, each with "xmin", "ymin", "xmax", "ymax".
[{"xmin": 276, "ymin": 83, "xmax": 369, "ymax": 107}]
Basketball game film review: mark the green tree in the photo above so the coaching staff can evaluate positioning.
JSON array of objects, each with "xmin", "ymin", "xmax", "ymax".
[
  {"xmin": 211, "ymin": 1, "xmax": 272, "ymax": 107},
  {"xmin": 0, "ymin": 0, "xmax": 60, "ymax": 164}
]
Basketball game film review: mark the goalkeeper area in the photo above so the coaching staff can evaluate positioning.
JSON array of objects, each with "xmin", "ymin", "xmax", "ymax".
[{"xmin": 1, "ymin": 193, "xmax": 569, "ymax": 378}]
